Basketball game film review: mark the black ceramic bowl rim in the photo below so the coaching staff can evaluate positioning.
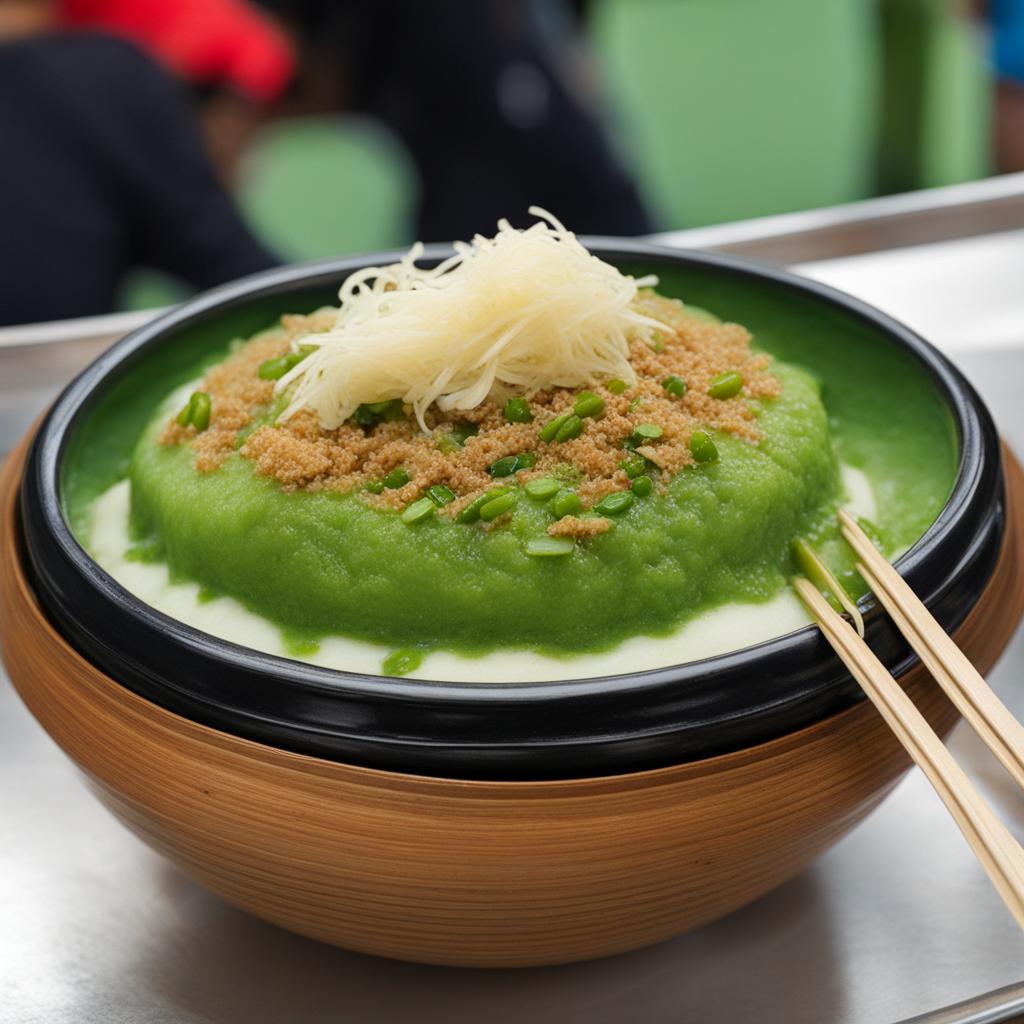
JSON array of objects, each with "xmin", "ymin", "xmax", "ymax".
[{"xmin": 18, "ymin": 241, "xmax": 1005, "ymax": 781}]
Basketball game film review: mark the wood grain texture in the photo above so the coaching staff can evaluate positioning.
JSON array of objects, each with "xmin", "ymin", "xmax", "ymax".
[{"xmin": 2, "ymin": 436, "xmax": 1023, "ymax": 967}]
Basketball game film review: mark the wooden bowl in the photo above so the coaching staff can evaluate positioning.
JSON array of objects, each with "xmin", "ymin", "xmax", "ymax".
[{"xmin": 3, "ymin": 438, "xmax": 1023, "ymax": 967}]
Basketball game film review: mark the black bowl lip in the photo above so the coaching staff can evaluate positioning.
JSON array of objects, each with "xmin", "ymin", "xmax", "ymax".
[{"xmin": 27, "ymin": 238, "xmax": 988, "ymax": 713}]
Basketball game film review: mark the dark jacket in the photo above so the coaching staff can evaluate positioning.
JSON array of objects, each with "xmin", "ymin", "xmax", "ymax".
[{"xmin": 0, "ymin": 33, "xmax": 276, "ymax": 325}]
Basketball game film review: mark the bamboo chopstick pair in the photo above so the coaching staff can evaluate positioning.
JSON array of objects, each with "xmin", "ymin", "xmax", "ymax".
[{"xmin": 795, "ymin": 509, "xmax": 1024, "ymax": 928}]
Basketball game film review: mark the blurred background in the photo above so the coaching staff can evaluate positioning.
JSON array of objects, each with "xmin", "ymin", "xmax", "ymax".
[{"xmin": 0, "ymin": 0, "xmax": 1020, "ymax": 325}]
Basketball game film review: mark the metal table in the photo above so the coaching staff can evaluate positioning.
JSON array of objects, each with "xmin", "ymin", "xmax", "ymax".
[{"xmin": 4, "ymin": 177, "xmax": 1024, "ymax": 1024}]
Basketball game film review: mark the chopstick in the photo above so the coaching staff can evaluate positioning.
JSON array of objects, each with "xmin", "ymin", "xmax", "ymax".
[
  {"xmin": 793, "ymin": 521, "xmax": 1024, "ymax": 929},
  {"xmin": 838, "ymin": 509, "xmax": 1024, "ymax": 792}
]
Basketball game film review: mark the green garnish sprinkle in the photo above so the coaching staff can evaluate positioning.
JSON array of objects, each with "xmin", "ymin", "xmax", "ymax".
[
  {"xmin": 489, "ymin": 455, "xmax": 520, "ymax": 478},
  {"xmin": 479, "ymin": 491, "xmax": 517, "ymax": 521},
  {"xmin": 619, "ymin": 454, "xmax": 646, "ymax": 479},
  {"xmin": 190, "ymin": 392, "xmax": 212, "ymax": 430},
  {"xmin": 526, "ymin": 537, "xmax": 575, "ymax": 558},
  {"xmin": 551, "ymin": 489, "xmax": 582, "ymax": 518},
  {"xmin": 594, "ymin": 491, "xmax": 634, "ymax": 516},
  {"xmin": 555, "ymin": 414, "xmax": 583, "ymax": 442},
  {"xmin": 382, "ymin": 648, "xmax": 424, "ymax": 677},
  {"xmin": 176, "ymin": 390, "xmax": 212, "ymax": 432},
  {"xmin": 355, "ymin": 398, "xmax": 405, "ymax": 426},
  {"xmin": 425, "ymin": 484, "xmax": 456, "ymax": 507},
  {"xmin": 504, "ymin": 397, "xmax": 533, "ymax": 423},
  {"xmin": 662, "ymin": 375, "xmax": 687, "ymax": 398},
  {"xmin": 283, "ymin": 632, "xmax": 321, "ymax": 658},
  {"xmin": 257, "ymin": 344, "xmax": 316, "ymax": 381},
  {"xmin": 369, "ymin": 399, "xmax": 405, "ymax": 419},
  {"xmin": 257, "ymin": 355, "xmax": 293, "ymax": 381},
  {"xmin": 708, "ymin": 370, "xmax": 743, "ymax": 400},
  {"xmin": 573, "ymin": 391, "xmax": 605, "ymax": 419},
  {"xmin": 689, "ymin": 429, "xmax": 719, "ymax": 463},
  {"xmin": 452, "ymin": 422, "xmax": 479, "ymax": 443},
  {"xmin": 401, "ymin": 497, "xmax": 436, "ymax": 525},
  {"xmin": 383, "ymin": 467, "xmax": 411, "ymax": 489},
  {"xmin": 606, "ymin": 379, "xmax": 627, "ymax": 395},
  {"xmin": 524, "ymin": 477, "xmax": 560, "ymax": 501},
  {"xmin": 539, "ymin": 412, "xmax": 572, "ymax": 443},
  {"xmin": 438, "ymin": 422, "xmax": 480, "ymax": 452},
  {"xmin": 456, "ymin": 486, "xmax": 513, "ymax": 524},
  {"xmin": 630, "ymin": 423, "xmax": 662, "ymax": 444}
]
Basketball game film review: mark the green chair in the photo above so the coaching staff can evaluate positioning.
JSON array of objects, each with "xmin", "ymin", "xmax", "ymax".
[
  {"xmin": 590, "ymin": 0, "xmax": 990, "ymax": 230},
  {"xmin": 238, "ymin": 114, "xmax": 415, "ymax": 261}
]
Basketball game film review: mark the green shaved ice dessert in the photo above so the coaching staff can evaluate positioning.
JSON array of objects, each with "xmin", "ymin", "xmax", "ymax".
[{"xmin": 127, "ymin": 360, "xmax": 838, "ymax": 653}]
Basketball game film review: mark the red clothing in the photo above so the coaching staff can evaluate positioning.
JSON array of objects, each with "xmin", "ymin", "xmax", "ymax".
[{"xmin": 58, "ymin": 0, "xmax": 294, "ymax": 102}]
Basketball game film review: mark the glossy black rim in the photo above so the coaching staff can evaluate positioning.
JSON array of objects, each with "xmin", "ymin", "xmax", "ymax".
[{"xmin": 18, "ymin": 241, "xmax": 1006, "ymax": 780}]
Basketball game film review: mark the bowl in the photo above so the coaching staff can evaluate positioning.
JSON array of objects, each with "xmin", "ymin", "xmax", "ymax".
[{"xmin": 3, "ymin": 243, "xmax": 1023, "ymax": 966}]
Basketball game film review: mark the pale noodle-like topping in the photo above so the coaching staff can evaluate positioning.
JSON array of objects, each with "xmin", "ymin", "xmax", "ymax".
[{"xmin": 276, "ymin": 208, "xmax": 668, "ymax": 431}]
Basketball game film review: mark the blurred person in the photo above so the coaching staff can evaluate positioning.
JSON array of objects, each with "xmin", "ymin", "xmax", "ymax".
[
  {"xmin": 0, "ymin": 6, "xmax": 278, "ymax": 325},
  {"xmin": 258, "ymin": 0, "xmax": 654, "ymax": 241},
  {"xmin": 53, "ymin": 0, "xmax": 651, "ymax": 250},
  {"xmin": 56, "ymin": 0, "xmax": 295, "ymax": 185}
]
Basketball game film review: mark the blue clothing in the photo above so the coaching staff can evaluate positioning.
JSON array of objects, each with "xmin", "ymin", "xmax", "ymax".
[{"xmin": 994, "ymin": 0, "xmax": 1024, "ymax": 83}]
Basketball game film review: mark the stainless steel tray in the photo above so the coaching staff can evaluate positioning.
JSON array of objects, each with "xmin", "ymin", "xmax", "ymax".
[{"xmin": 4, "ymin": 178, "xmax": 1024, "ymax": 1023}]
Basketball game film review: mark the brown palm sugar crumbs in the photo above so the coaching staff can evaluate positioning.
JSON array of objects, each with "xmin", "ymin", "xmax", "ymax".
[
  {"xmin": 161, "ymin": 293, "xmax": 780, "ymax": 536},
  {"xmin": 547, "ymin": 515, "xmax": 611, "ymax": 538}
]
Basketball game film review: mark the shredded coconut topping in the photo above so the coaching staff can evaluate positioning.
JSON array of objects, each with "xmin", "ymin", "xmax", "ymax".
[{"xmin": 275, "ymin": 208, "xmax": 667, "ymax": 431}]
